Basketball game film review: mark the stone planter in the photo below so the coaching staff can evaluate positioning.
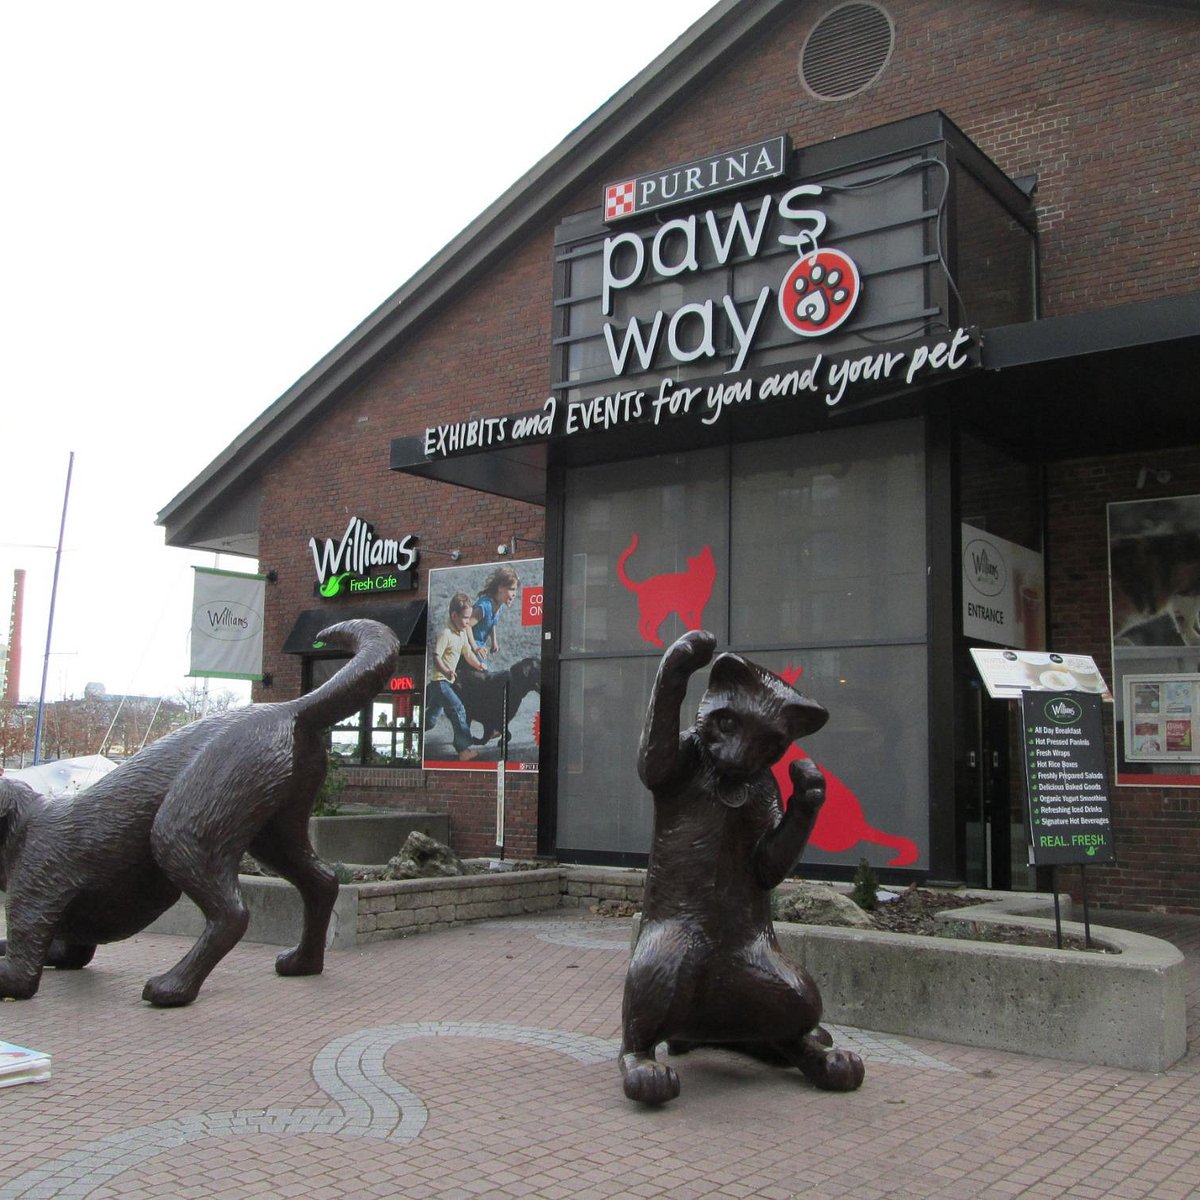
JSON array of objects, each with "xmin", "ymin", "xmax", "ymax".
[
  {"xmin": 774, "ymin": 896, "xmax": 1186, "ymax": 1073},
  {"xmin": 147, "ymin": 867, "xmax": 644, "ymax": 951},
  {"xmin": 306, "ymin": 812, "xmax": 449, "ymax": 864}
]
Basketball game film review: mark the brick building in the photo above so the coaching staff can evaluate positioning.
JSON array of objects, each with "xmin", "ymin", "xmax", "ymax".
[{"xmin": 159, "ymin": 0, "xmax": 1200, "ymax": 910}]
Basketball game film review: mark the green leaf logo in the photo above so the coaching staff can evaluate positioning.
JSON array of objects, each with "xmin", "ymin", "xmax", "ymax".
[{"xmin": 320, "ymin": 572, "xmax": 350, "ymax": 598}]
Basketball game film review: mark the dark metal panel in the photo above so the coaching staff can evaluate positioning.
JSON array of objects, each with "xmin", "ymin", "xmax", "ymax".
[
  {"xmin": 982, "ymin": 292, "xmax": 1200, "ymax": 369},
  {"xmin": 282, "ymin": 600, "xmax": 426, "ymax": 655}
]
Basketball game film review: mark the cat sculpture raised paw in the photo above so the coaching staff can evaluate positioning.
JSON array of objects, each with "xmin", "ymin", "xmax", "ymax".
[{"xmin": 619, "ymin": 629, "xmax": 865, "ymax": 1103}]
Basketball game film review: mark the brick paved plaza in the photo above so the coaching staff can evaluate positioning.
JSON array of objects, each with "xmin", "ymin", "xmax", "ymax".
[{"xmin": 2, "ymin": 907, "xmax": 1199, "ymax": 1199}]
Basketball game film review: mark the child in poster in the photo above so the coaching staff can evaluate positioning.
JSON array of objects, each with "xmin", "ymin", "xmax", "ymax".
[
  {"xmin": 424, "ymin": 559, "xmax": 544, "ymax": 770},
  {"xmin": 425, "ymin": 592, "xmax": 487, "ymax": 761},
  {"xmin": 472, "ymin": 565, "xmax": 521, "ymax": 664}
]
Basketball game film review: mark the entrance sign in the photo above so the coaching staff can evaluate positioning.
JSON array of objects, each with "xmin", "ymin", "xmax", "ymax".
[
  {"xmin": 961, "ymin": 524, "xmax": 1045, "ymax": 650},
  {"xmin": 1021, "ymin": 691, "xmax": 1115, "ymax": 866}
]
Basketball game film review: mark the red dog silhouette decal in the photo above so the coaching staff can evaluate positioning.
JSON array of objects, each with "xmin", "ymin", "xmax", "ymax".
[
  {"xmin": 617, "ymin": 534, "xmax": 716, "ymax": 648},
  {"xmin": 771, "ymin": 665, "xmax": 919, "ymax": 867}
]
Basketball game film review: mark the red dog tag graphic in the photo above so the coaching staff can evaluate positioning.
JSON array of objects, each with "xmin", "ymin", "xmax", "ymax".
[{"xmin": 778, "ymin": 248, "xmax": 861, "ymax": 337}]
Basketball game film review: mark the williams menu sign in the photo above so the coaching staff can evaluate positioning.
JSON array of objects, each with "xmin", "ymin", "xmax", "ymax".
[
  {"xmin": 309, "ymin": 516, "xmax": 419, "ymax": 598},
  {"xmin": 1021, "ymin": 691, "xmax": 1115, "ymax": 866}
]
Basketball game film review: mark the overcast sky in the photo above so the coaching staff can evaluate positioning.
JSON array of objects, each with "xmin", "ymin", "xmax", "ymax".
[{"xmin": 1, "ymin": 0, "xmax": 717, "ymax": 704}]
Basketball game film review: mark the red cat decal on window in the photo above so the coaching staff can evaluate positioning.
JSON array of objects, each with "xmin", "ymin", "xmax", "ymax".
[
  {"xmin": 617, "ymin": 533, "xmax": 716, "ymax": 648},
  {"xmin": 772, "ymin": 665, "xmax": 919, "ymax": 867}
]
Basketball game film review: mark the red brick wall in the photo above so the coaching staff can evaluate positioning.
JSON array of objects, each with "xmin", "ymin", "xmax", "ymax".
[
  {"xmin": 1047, "ymin": 449, "xmax": 1200, "ymax": 913},
  {"xmin": 246, "ymin": 0, "xmax": 1198, "ymax": 867}
]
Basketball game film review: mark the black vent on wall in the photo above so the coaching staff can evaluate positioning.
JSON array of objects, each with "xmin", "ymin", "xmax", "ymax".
[{"xmin": 801, "ymin": 3, "xmax": 895, "ymax": 101}]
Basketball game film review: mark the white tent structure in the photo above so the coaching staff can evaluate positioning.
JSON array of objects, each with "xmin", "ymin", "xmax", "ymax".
[{"xmin": 5, "ymin": 754, "xmax": 119, "ymax": 797}]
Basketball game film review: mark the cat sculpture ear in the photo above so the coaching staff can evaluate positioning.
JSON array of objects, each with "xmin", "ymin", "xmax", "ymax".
[{"xmin": 702, "ymin": 653, "xmax": 829, "ymax": 740}]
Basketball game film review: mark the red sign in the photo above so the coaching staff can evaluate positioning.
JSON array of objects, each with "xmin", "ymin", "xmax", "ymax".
[{"xmin": 522, "ymin": 588, "xmax": 544, "ymax": 626}]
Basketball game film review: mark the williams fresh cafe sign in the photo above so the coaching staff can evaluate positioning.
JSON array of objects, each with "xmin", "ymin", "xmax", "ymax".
[{"xmin": 309, "ymin": 516, "xmax": 419, "ymax": 597}]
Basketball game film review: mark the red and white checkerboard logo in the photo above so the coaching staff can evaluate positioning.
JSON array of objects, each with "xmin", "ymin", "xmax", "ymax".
[{"xmin": 604, "ymin": 180, "xmax": 636, "ymax": 221}]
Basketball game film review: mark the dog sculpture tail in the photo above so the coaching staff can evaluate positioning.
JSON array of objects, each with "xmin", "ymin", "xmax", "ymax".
[{"xmin": 291, "ymin": 619, "xmax": 401, "ymax": 730}]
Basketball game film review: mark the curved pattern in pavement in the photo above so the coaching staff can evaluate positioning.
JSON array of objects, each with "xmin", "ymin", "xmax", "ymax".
[
  {"xmin": 0, "ymin": 1022, "xmax": 618, "ymax": 1200},
  {"xmin": 0, "ymin": 1017, "xmax": 954, "ymax": 1197}
]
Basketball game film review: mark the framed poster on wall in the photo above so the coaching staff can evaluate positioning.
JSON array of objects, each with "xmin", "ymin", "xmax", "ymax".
[
  {"xmin": 1122, "ymin": 675, "xmax": 1200, "ymax": 762},
  {"xmin": 423, "ymin": 558, "xmax": 543, "ymax": 772},
  {"xmin": 1108, "ymin": 495, "xmax": 1200, "ymax": 786}
]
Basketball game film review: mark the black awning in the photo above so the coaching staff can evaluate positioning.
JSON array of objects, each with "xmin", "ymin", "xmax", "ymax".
[{"xmin": 282, "ymin": 600, "xmax": 426, "ymax": 655}]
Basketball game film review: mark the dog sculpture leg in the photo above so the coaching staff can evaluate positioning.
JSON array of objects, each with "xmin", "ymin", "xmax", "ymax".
[
  {"xmin": 249, "ymin": 814, "xmax": 339, "ymax": 977},
  {"xmin": 0, "ymin": 890, "xmax": 69, "ymax": 999},
  {"xmin": 140, "ymin": 852, "xmax": 249, "ymax": 1007},
  {"xmin": 141, "ymin": 771, "xmax": 257, "ymax": 1006}
]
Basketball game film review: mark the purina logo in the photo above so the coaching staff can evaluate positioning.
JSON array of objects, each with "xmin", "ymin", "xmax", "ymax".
[
  {"xmin": 604, "ymin": 137, "xmax": 789, "ymax": 222},
  {"xmin": 1044, "ymin": 696, "xmax": 1083, "ymax": 725}
]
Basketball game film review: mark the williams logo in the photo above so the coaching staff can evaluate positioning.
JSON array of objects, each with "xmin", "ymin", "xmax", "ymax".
[
  {"xmin": 309, "ymin": 516, "xmax": 418, "ymax": 598},
  {"xmin": 963, "ymin": 537, "xmax": 1007, "ymax": 597},
  {"xmin": 1044, "ymin": 696, "xmax": 1083, "ymax": 725},
  {"xmin": 194, "ymin": 602, "xmax": 261, "ymax": 642}
]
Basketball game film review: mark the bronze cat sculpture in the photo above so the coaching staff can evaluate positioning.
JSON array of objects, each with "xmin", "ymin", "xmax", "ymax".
[
  {"xmin": 620, "ymin": 629, "xmax": 865, "ymax": 1103},
  {"xmin": 0, "ymin": 619, "xmax": 398, "ymax": 1007}
]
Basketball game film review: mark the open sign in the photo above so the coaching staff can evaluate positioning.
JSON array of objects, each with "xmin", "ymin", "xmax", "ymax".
[{"xmin": 388, "ymin": 676, "xmax": 416, "ymax": 692}]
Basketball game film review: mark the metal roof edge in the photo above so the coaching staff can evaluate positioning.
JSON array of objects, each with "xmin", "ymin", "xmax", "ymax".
[{"xmin": 982, "ymin": 292, "xmax": 1200, "ymax": 370}]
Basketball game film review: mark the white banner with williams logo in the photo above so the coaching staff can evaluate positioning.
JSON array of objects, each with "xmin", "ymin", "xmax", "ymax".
[{"xmin": 189, "ymin": 566, "xmax": 266, "ymax": 680}]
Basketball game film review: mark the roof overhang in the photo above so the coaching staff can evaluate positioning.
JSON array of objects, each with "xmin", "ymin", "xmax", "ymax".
[{"xmin": 387, "ymin": 291, "xmax": 1200, "ymax": 500}]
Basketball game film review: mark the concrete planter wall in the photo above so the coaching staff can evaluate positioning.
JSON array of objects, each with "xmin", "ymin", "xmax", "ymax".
[
  {"xmin": 774, "ymin": 897, "xmax": 1187, "ymax": 1073},
  {"xmin": 146, "ymin": 866, "xmax": 644, "ymax": 950},
  {"xmin": 307, "ymin": 812, "xmax": 449, "ymax": 865},
  {"xmin": 143, "ymin": 874, "xmax": 1185, "ymax": 1072}
]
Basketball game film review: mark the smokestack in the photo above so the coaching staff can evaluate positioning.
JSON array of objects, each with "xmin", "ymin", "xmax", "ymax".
[{"xmin": 6, "ymin": 568, "xmax": 24, "ymax": 704}]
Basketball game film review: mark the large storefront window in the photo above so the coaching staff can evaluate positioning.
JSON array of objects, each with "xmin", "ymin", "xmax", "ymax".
[
  {"xmin": 307, "ymin": 653, "xmax": 424, "ymax": 767},
  {"xmin": 557, "ymin": 418, "xmax": 929, "ymax": 869}
]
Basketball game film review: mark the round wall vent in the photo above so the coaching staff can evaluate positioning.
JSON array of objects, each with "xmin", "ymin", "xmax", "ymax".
[{"xmin": 800, "ymin": 3, "xmax": 895, "ymax": 101}]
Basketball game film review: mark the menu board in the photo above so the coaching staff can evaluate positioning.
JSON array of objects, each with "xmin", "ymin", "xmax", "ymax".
[
  {"xmin": 1021, "ymin": 691, "xmax": 1115, "ymax": 866},
  {"xmin": 1123, "ymin": 674, "xmax": 1200, "ymax": 762},
  {"xmin": 970, "ymin": 647, "xmax": 1108, "ymax": 701}
]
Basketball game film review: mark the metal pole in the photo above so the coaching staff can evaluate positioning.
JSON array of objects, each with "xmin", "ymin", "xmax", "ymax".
[
  {"xmin": 1080, "ymin": 864, "xmax": 1093, "ymax": 949},
  {"xmin": 1051, "ymin": 865, "xmax": 1063, "ymax": 949},
  {"xmin": 33, "ymin": 452, "xmax": 74, "ymax": 765},
  {"xmin": 496, "ymin": 680, "xmax": 510, "ymax": 859}
]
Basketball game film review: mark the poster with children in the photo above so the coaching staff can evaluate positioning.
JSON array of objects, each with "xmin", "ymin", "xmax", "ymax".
[{"xmin": 423, "ymin": 559, "xmax": 543, "ymax": 771}]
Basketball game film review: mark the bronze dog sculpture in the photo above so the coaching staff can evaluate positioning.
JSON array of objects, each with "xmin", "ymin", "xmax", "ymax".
[
  {"xmin": 0, "ymin": 619, "xmax": 398, "ymax": 1006},
  {"xmin": 620, "ymin": 629, "xmax": 865, "ymax": 1103}
]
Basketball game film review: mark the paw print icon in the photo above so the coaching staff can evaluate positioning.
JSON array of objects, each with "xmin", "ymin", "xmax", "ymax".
[{"xmin": 778, "ymin": 248, "xmax": 861, "ymax": 337}]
